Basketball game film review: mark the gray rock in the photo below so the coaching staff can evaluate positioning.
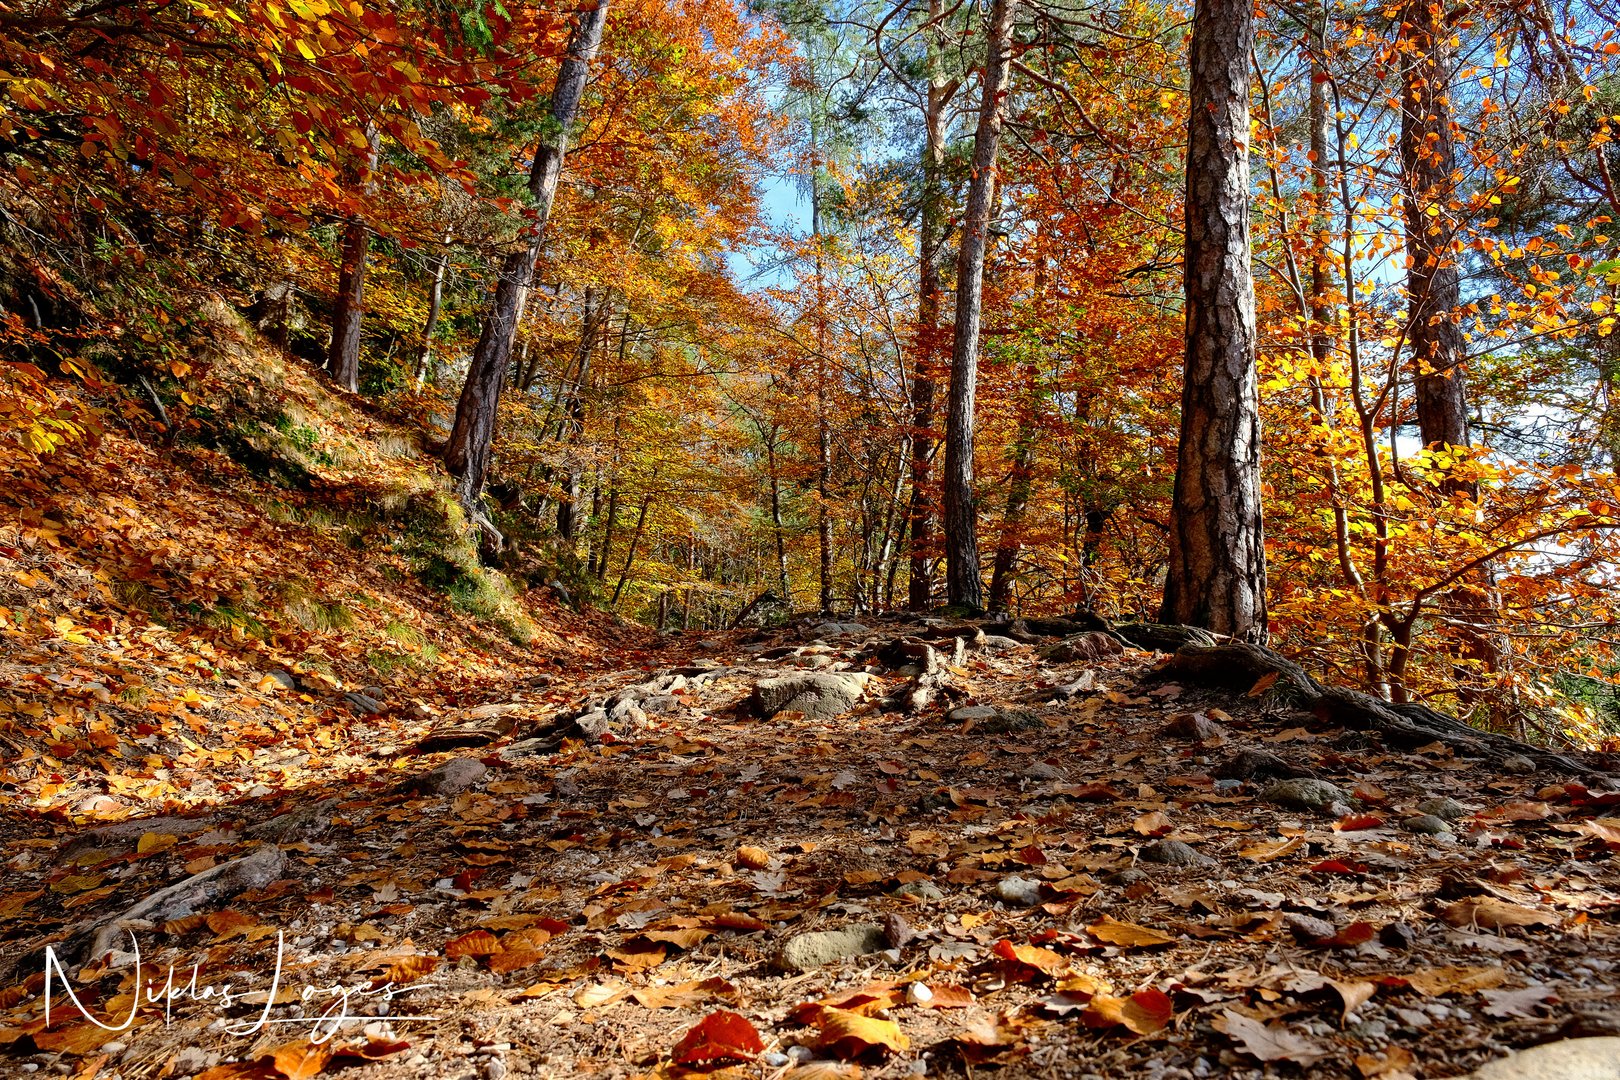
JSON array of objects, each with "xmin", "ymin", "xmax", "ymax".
[
  {"xmin": 1466, "ymin": 1037, "xmax": 1620, "ymax": 1079},
  {"xmin": 1502, "ymin": 754, "xmax": 1537, "ymax": 775},
  {"xmin": 83, "ymin": 846, "xmax": 288, "ymax": 961},
  {"xmin": 947, "ymin": 705, "xmax": 1000, "ymax": 723},
  {"xmin": 996, "ymin": 875, "xmax": 1044, "ymax": 906},
  {"xmin": 894, "ymin": 880, "xmax": 945, "ymax": 902},
  {"xmin": 573, "ymin": 709, "xmax": 612, "ymax": 739},
  {"xmin": 1140, "ymin": 839, "xmax": 1215, "ymax": 867},
  {"xmin": 1403, "ymin": 814, "xmax": 1453, "ymax": 835},
  {"xmin": 1022, "ymin": 762, "xmax": 1064, "ymax": 781},
  {"xmin": 1163, "ymin": 713, "xmax": 1227, "ymax": 741},
  {"xmin": 775, "ymin": 924, "xmax": 888, "ymax": 971},
  {"xmin": 1284, "ymin": 912, "xmax": 1338, "ymax": 942},
  {"xmin": 752, "ymin": 672, "xmax": 869, "ymax": 720},
  {"xmin": 342, "ymin": 691, "xmax": 384, "ymax": 715},
  {"xmin": 264, "ymin": 670, "xmax": 299, "ymax": 691},
  {"xmin": 1105, "ymin": 867, "xmax": 1149, "ymax": 887},
  {"xmin": 980, "ymin": 635, "xmax": 1025, "ymax": 651},
  {"xmin": 1263, "ymin": 777, "xmax": 1353, "ymax": 811},
  {"xmin": 1417, "ymin": 797, "xmax": 1470, "ymax": 821},
  {"xmin": 816, "ymin": 621, "xmax": 869, "ymax": 637},
  {"xmin": 246, "ymin": 798, "xmax": 338, "ymax": 841},
  {"xmin": 411, "ymin": 757, "xmax": 488, "ymax": 795}
]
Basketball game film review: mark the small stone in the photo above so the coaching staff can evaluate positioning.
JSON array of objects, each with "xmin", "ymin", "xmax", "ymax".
[
  {"xmin": 1417, "ymin": 797, "xmax": 1470, "ymax": 821},
  {"xmin": 484, "ymin": 1060, "xmax": 508, "ymax": 1080},
  {"xmin": 1213, "ymin": 779, "xmax": 1244, "ymax": 795},
  {"xmin": 1105, "ymin": 867, "xmax": 1149, "ymax": 886},
  {"xmin": 1262, "ymin": 777, "xmax": 1352, "ymax": 811},
  {"xmin": 996, "ymin": 875, "xmax": 1044, "ymax": 906},
  {"xmin": 787, "ymin": 1045, "xmax": 814, "ymax": 1063},
  {"xmin": 980, "ymin": 635, "xmax": 1025, "ymax": 650},
  {"xmin": 762, "ymin": 1052, "xmax": 791, "ymax": 1068},
  {"xmin": 101, "ymin": 1042, "xmax": 126, "ymax": 1055},
  {"xmin": 1403, "ymin": 814, "xmax": 1453, "ymax": 836},
  {"xmin": 1163, "ymin": 713, "xmax": 1227, "ymax": 741},
  {"xmin": 1380, "ymin": 921, "xmax": 1417, "ymax": 949},
  {"xmin": 409, "ymin": 756, "xmax": 488, "ymax": 795},
  {"xmin": 895, "ymin": 880, "xmax": 944, "ymax": 902},
  {"xmin": 815, "ymin": 621, "xmax": 869, "ymax": 637},
  {"xmin": 1466, "ymin": 1037, "xmax": 1620, "ymax": 1080},
  {"xmin": 883, "ymin": 912, "xmax": 916, "ymax": 947},
  {"xmin": 1218, "ymin": 749, "xmax": 1313, "ymax": 781},
  {"xmin": 1022, "ymin": 762, "xmax": 1063, "ymax": 781},
  {"xmin": 907, "ymin": 983, "xmax": 934, "ymax": 1005},
  {"xmin": 1348, "ymin": 1019, "xmax": 1388, "ymax": 1042},
  {"xmin": 1283, "ymin": 912, "xmax": 1337, "ymax": 942},
  {"xmin": 1501, "ymin": 754, "xmax": 1537, "ymax": 775},
  {"xmin": 775, "ymin": 924, "xmax": 889, "ymax": 971},
  {"xmin": 947, "ymin": 705, "xmax": 1000, "ymax": 723},
  {"xmin": 573, "ymin": 709, "xmax": 612, "ymax": 739},
  {"xmin": 1139, "ymin": 839, "xmax": 1215, "ymax": 867}
]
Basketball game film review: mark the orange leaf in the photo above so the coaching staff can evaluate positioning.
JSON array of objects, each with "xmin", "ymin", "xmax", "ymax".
[
  {"xmin": 812, "ymin": 1008, "xmax": 910, "ymax": 1058},
  {"xmin": 1086, "ymin": 915, "xmax": 1176, "ymax": 948},
  {"xmin": 992, "ymin": 939, "xmax": 1069, "ymax": 977},
  {"xmin": 444, "ymin": 930, "xmax": 501, "ymax": 958},
  {"xmin": 672, "ymin": 1010, "xmax": 764, "ymax": 1064}
]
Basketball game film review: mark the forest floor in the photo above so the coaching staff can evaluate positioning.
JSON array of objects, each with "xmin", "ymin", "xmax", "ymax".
[{"xmin": 3, "ymin": 314, "xmax": 1620, "ymax": 1080}]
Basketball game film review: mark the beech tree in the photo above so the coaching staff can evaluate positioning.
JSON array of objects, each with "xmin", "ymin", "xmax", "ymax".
[
  {"xmin": 1160, "ymin": 0, "xmax": 1268, "ymax": 641},
  {"xmin": 444, "ymin": 0, "xmax": 612, "ymax": 509}
]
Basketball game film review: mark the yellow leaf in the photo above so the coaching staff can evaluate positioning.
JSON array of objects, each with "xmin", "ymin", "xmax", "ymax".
[
  {"xmin": 1085, "ymin": 915, "xmax": 1176, "ymax": 949},
  {"xmin": 813, "ymin": 1008, "xmax": 909, "ymax": 1057}
]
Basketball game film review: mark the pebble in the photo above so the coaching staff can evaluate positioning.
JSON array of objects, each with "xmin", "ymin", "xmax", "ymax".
[
  {"xmin": 1501, "ymin": 754, "xmax": 1536, "ymax": 774},
  {"xmin": 947, "ymin": 705, "xmax": 1000, "ymax": 723},
  {"xmin": 762, "ymin": 1052, "xmax": 791, "ymax": 1068},
  {"xmin": 1417, "ymin": 797, "xmax": 1469, "ymax": 821},
  {"xmin": 1262, "ymin": 777, "xmax": 1352, "ymax": 810},
  {"xmin": 907, "ymin": 983, "xmax": 934, "ymax": 1004},
  {"xmin": 1467, "ymin": 1037, "xmax": 1620, "ymax": 1079},
  {"xmin": 787, "ymin": 1045, "xmax": 815, "ymax": 1063},
  {"xmin": 484, "ymin": 1061, "xmax": 508, "ymax": 1080},
  {"xmin": 1404, "ymin": 814, "xmax": 1453, "ymax": 835},
  {"xmin": 1140, "ymin": 839, "xmax": 1215, "ymax": 867},
  {"xmin": 895, "ymin": 880, "xmax": 944, "ymax": 902},
  {"xmin": 1213, "ymin": 779, "xmax": 1243, "ymax": 794},
  {"xmin": 996, "ymin": 875, "xmax": 1044, "ymax": 906}
]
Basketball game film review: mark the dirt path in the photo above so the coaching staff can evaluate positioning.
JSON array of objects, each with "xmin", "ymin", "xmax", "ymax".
[{"xmin": 2, "ymin": 617, "xmax": 1618, "ymax": 1079}]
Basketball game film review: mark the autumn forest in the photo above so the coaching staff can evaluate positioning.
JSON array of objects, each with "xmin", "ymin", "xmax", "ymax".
[{"xmin": 6, "ymin": 0, "xmax": 1620, "ymax": 1074}]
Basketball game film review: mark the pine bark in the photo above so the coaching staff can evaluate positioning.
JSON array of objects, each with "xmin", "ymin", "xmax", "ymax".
[
  {"xmin": 1160, "ymin": 0, "xmax": 1268, "ymax": 642},
  {"xmin": 1400, "ymin": 0, "xmax": 1470, "ymax": 458},
  {"xmin": 444, "ymin": 0, "xmax": 610, "ymax": 505},
  {"xmin": 942, "ymin": 0, "xmax": 1018, "ymax": 610}
]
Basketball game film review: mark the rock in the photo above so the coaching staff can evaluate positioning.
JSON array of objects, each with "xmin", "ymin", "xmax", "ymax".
[
  {"xmin": 409, "ymin": 757, "xmax": 487, "ymax": 795},
  {"xmin": 775, "ymin": 924, "xmax": 888, "ymax": 971},
  {"xmin": 342, "ymin": 691, "xmax": 384, "ymax": 715},
  {"xmin": 1283, "ymin": 912, "xmax": 1338, "ymax": 942},
  {"xmin": 1465, "ymin": 1037, "xmax": 1620, "ymax": 1079},
  {"xmin": 1403, "ymin": 814, "xmax": 1453, "ymax": 836},
  {"xmin": 573, "ymin": 709, "xmax": 612, "ymax": 739},
  {"xmin": 1213, "ymin": 779, "xmax": 1244, "ymax": 795},
  {"xmin": 1217, "ymin": 749, "xmax": 1313, "ymax": 780},
  {"xmin": 264, "ymin": 670, "xmax": 299, "ymax": 691},
  {"xmin": 246, "ymin": 798, "xmax": 338, "ymax": 841},
  {"xmin": 1417, "ymin": 797, "xmax": 1470, "ymax": 821},
  {"xmin": 977, "ymin": 709, "xmax": 1045, "ymax": 734},
  {"xmin": 947, "ymin": 705, "xmax": 1000, "ymax": 723},
  {"xmin": 1140, "ymin": 839, "xmax": 1215, "ymax": 867},
  {"xmin": 815, "ymin": 621, "xmax": 869, "ymax": 637},
  {"xmin": 894, "ymin": 880, "xmax": 944, "ymax": 902},
  {"xmin": 996, "ymin": 875, "xmax": 1043, "ymax": 906},
  {"xmin": 171, "ymin": 1047, "xmax": 215, "ymax": 1076},
  {"xmin": 1380, "ymin": 922, "xmax": 1417, "ymax": 949},
  {"xmin": 980, "ymin": 635, "xmax": 1025, "ymax": 651},
  {"xmin": 1105, "ymin": 868, "xmax": 1149, "ymax": 887},
  {"xmin": 1021, "ymin": 762, "xmax": 1063, "ymax": 781},
  {"xmin": 1163, "ymin": 713, "xmax": 1227, "ymax": 741},
  {"xmin": 1502, "ymin": 754, "xmax": 1537, "ymax": 775},
  {"xmin": 752, "ymin": 672, "xmax": 869, "ymax": 720},
  {"xmin": 883, "ymin": 912, "xmax": 916, "ymax": 947},
  {"xmin": 1262, "ymin": 777, "xmax": 1352, "ymax": 811}
]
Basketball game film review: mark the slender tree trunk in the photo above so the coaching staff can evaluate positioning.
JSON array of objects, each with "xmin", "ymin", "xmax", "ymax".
[
  {"xmin": 942, "ymin": 0, "xmax": 1018, "ymax": 610},
  {"xmin": 1160, "ymin": 0, "xmax": 1267, "ymax": 641},
  {"xmin": 598, "ymin": 486, "xmax": 619, "ymax": 580},
  {"xmin": 1400, "ymin": 0, "xmax": 1470, "ymax": 466},
  {"xmin": 810, "ymin": 166, "xmax": 835, "ymax": 613},
  {"xmin": 987, "ymin": 404, "xmax": 1035, "ymax": 611},
  {"xmin": 443, "ymin": 0, "xmax": 610, "ymax": 505},
  {"xmin": 558, "ymin": 287, "xmax": 607, "ymax": 542},
  {"xmin": 765, "ymin": 433, "xmax": 792, "ymax": 603},
  {"xmin": 612, "ymin": 493, "xmax": 653, "ymax": 607},
  {"xmin": 906, "ymin": 0, "xmax": 958, "ymax": 612},
  {"xmin": 328, "ymin": 126, "xmax": 379, "ymax": 394},
  {"xmin": 414, "ymin": 232, "xmax": 451, "ymax": 390}
]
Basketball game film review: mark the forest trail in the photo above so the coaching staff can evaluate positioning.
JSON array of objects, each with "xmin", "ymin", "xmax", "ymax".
[{"xmin": 3, "ymin": 602, "xmax": 1620, "ymax": 1079}]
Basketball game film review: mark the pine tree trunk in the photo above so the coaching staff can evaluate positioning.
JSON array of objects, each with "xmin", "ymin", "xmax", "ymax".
[
  {"xmin": 906, "ymin": 0, "xmax": 957, "ymax": 612},
  {"xmin": 1400, "ymin": 0, "xmax": 1470, "ymax": 461},
  {"xmin": 942, "ymin": 0, "xmax": 1018, "ymax": 611},
  {"xmin": 1160, "ymin": 0, "xmax": 1268, "ymax": 642},
  {"xmin": 444, "ymin": 0, "xmax": 610, "ymax": 505}
]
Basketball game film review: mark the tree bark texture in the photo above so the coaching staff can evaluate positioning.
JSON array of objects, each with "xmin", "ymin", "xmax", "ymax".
[
  {"xmin": 328, "ymin": 127, "xmax": 379, "ymax": 394},
  {"xmin": 942, "ymin": 0, "xmax": 1018, "ymax": 610},
  {"xmin": 444, "ymin": 0, "xmax": 610, "ymax": 505},
  {"xmin": 1160, "ymin": 0, "xmax": 1268, "ymax": 642},
  {"xmin": 1400, "ymin": 0, "xmax": 1469, "ymax": 456},
  {"xmin": 414, "ymin": 235, "xmax": 451, "ymax": 390}
]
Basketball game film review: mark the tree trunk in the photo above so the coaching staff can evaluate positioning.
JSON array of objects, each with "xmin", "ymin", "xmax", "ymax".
[
  {"xmin": 443, "ymin": 0, "xmax": 610, "ymax": 505},
  {"xmin": 558, "ymin": 287, "xmax": 607, "ymax": 542},
  {"xmin": 328, "ymin": 127, "xmax": 378, "ymax": 395},
  {"xmin": 413, "ymin": 233, "xmax": 451, "ymax": 390},
  {"xmin": 612, "ymin": 493, "xmax": 653, "ymax": 608},
  {"xmin": 1160, "ymin": 0, "xmax": 1268, "ymax": 642},
  {"xmin": 987, "ymin": 404, "xmax": 1035, "ymax": 611},
  {"xmin": 765, "ymin": 433, "xmax": 791, "ymax": 603},
  {"xmin": 906, "ymin": 0, "xmax": 958, "ymax": 612},
  {"xmin": 1400, "ymin": 0, "xmax": 1469, "ymax": 464},
  {"xmin": 941, "ymin": 0, "xmax": 1018, "ymax": 611}
]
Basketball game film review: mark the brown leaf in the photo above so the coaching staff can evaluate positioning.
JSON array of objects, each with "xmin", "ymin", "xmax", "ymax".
[
  {"xmin": 632, "ymin": 977, "xmax": 740, "ymax": 1010},
  {"xmin": 671, "ymin": 1010, "xmax": 764, "ymax": 1064},
  {"xmin": 444, "ymin": 929, "xmax": 501, "ymax": 958},
  {"xmin": 486, "ymin": 950, "xmax": 544, "ymax": 974},
  {"xmin": 736, "ymin": 845, "xmax": 771, "ymax": 869},
  {"xmin": 1396, "ymin": 965, "xmax": 1507, "ymax": 996},
  {"xmin": 1133, "ymin": 810, "xmax": 1173, "ymax": 836},
  {"xmin": 1083, "ymin": 989, "xmax": 1174, "ymax": 1034},
  {"xmin": 1240, "ymin": 836, "xmax": 1304, "ymax": 862},
  {"xmin": 992, "ymin": 939, "xmax": 1069, "ymax": 978},
  {"xmin": 1086, "ymin": 915, "xmax": 1176, "ymax": 949},
  {"xmin": 1439, "ymin": 896, "xmax": 1558, "ymax": 930},
  {"xmin": 1212, "ymin": 1009, "xmax": 1330, "ymax": 1064},
  {"xmin": 813, "ymin": 1008, "xmax": 910, "ymax": 1058}
]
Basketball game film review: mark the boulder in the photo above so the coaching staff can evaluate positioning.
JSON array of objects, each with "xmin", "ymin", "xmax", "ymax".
[
  {"xmin": 752, "ymin": 672, "xmax": 869, "ymax": 720},
  {"xmin": 775, "ymin": 924, "xmax": 888, "ymax": 971}
]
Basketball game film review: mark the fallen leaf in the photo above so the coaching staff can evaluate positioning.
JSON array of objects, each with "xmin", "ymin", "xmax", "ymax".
[
  {"xmin": 1240, "ymin": 836, "xmax": 1303, "ymax": 862},
  {"xmin": 1213, "ymin": 1009, "xmax": 1329, "ymax": 1064},
  {"xmin": 1134, "ymin": 810, "xmax": 1173, "ymax": 837},
  {"xmin": 672, "ymin": 1010, "xmax": 764, "ymax": 1064},
  {"xmin": 444, "ymin": 929, "xmax": 501, "ymax": 958},
  {"xmin": 812, "ymin": 1008, "xmax": 909, "ymax": 1058},
  {"xmin": 736, "ymin": 845, "xmax": 771, "ymax": 869},
  {"xmin": 1083, "ymin": 989, "xmax": 1174, "ymax": 1034},
  {"xmin": 632, "ymin": 977, "xmax": 740, "ymax": 1010},
  {"xmin": 1397, "ymin": 966, "xmax": 1507, "ymax": 996},
  {"xmin": 992, "ymin": 939, "xmax": 1069, "ymax": 978},
  {"xmin": 1086, "ymin": 915, "xmax": 1176, "ymax": 948},
  {"xmin": 1440, "ymin": 896, "xmax": 1558, "ymax": 930}
]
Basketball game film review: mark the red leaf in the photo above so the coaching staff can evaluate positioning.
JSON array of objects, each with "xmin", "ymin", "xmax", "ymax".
[
  {"xmin": 1308, "ymin": 859, "xmax": 1365, "ymax": 875},
  {"xmin": 1310, "ymin": 921, "xmax": 1377, "ymax": 949},
  {"xmin": 671, "ymin": 1010, "xmax": 765, "ymax": 1064}
]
